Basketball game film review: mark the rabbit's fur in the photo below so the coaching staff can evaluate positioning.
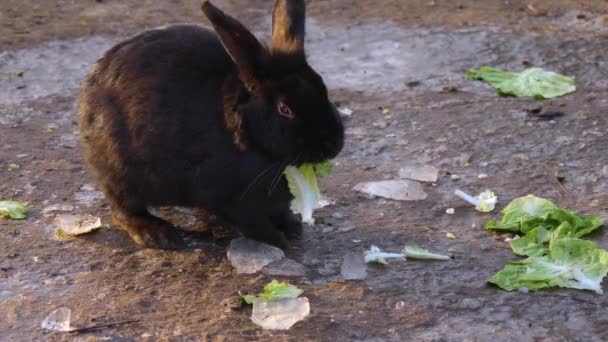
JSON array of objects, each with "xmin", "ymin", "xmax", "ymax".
[{"xmin": 78, "ymin": 1, "xmax": 344, "ymax": 249}]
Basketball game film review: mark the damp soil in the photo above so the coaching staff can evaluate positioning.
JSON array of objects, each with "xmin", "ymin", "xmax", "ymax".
[{"xmin": 1, "ymin": 0, "xmax": 608, "ymax": 341}]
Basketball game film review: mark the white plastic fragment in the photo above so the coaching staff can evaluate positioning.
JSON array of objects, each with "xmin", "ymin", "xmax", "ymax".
[
  {"xmin": 446, "ymin": 208, "xmax": 455, "ymax": 215},
  {"xmin": 341, "ymin": 252, "xmax": 368, "ymax": 280},
  {"xmin": 227, "ymin": 238, "xmax": 285, "ymax": 274},
  {"xmin": 54, "ymin": 214, "xmax": 101, "ymax": 236},
  {"xmin": 251, "ymin": 297, "xmax": 310, "ymax": 330},
  {"xmin": 337, "ymin": 107, "xmax": 353, "ymax": 117},
  {"xmin": 398, "ymin": 164, "xmax": 439, "ymax": 183},
  {"xmin": 478, "ymin": 174, "xmax": 489, "ymax": 179},
  {"xmin": 354, "ymin": 180, "xmax": 427, "ymax": 201},
  {"xmin": 41, "ymin": 307, "xmax": 72, "ymax": 332}
]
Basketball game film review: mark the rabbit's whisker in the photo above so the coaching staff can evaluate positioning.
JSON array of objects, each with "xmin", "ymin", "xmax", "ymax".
[{"xmin": 239, "ymin": 161, "xmax": 281, "ymax": 200}]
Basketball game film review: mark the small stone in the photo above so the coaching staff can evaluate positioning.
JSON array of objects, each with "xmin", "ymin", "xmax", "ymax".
[
  {"xmin": 372, "ymin": 120, "xmax": 388, "ymax": 129},
  {"xmin": 398, "ymin": 164, "xmax": 439, "ymax": 183},
  {"xmin": 461, "ymin": 298, "xmax": 483, "ymax": 310},
  {"xmin": 251, "ymin": 297, "xmax": 310, "ymax": 330},
  {"xmin": 321, "ymin": 226, "xmax": 334, "ymax": 234},
  {"xmin": 80, "ymin": 184, "xmax": 96, "ymax": 191},
  {"xmin": 59, "ymin": 134, "xmax": 78, "ymax": 148},
  {"xmin": 74, "ymin": 186, "xmax": 104, "ymax": 207},
  {"xmin": 337, "ymin": 225, "xmax": 355, "ymax": 233},
  {"xmin": 354, "ymin": 180, "xmax": 427, "ymax": 201},
  {"xmin": 221, "ymin": 296, "xmax": 244, "ymax": 310},
  {"xmin": 450, "ymin": 175, "xmax": 461, "ymax": 181},
  {"xmin": 446, "ymin": 232, "xmax": 456, "ymax": 239},
  {"xmin": 338, "ymin": 107, "xmax": 353, "ymax": 117},
  {"xmin": 227, "ymin": 237, "xmax": 285, "ymax": 274},
  {"xmin": 341, "ymin": 252, "xmax": 367, "ymax": 280},
  {"xmin": 41, "ymin": 307, "xmax": 72, "ymax": 332},
  {"xmin": 262, "ymin": 258, "xmax": 307, "ymax": 277},
  {"xmin": 42, "ymin": 204, "xmax": 75, "ymax": 216},
  {"xmin": 446, "ymin": 208, "xmax": 455, "ymax": 215}
]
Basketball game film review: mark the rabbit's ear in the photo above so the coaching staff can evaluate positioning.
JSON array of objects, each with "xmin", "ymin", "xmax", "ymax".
[
  {"xmin": 271, "ymin": 0, "xmax": 306, "ymax": 55},
  {"xmin": 202, "ymin": 1, "xmax": 266, "ymax": 80}
]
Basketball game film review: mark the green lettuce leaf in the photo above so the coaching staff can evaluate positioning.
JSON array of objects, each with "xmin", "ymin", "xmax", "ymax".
[
  {"xmin": 490, "ymin": 238, "xmax": 608, "ymax": 294},
  {"xmin": 257, "ymin": 280, "xmax": 304, "ymax": 302},
  {"xmin": 313, "ymin": 161, "xmax": 333, "ymax": 177},
  {"xmin": 489, "ymin": 195, "xmax": 603, "ymax": 257},
  {"xmin": 485, "ymin": 195, "xmax": 558, "ymax": 233},
  {"xmin": 239, "ymin": 280, "xmax": 304, "ymax": 305},
  {"xmin": 402, "ymin": 245, "xmax": 451, "ymax": 260},
  {"xmin": 284, "ymin": 161, "xmax": 333, "ymax": 225},
  {"xmin": 466, "ymin": 67, "xmax": 576, "ymax": 99},
  {"xmin": 466, "ymin": 66, "xmax": 517, "ymax": 87},
  {"xmin": 510, "ymin": 226, "xmax": 551, "ymax": 257},
  {"xmin": 0, "ymin": 201, "xmax": 29, "ymax": 220},
  {"xmin": 284, "ymin": 164, "xmax": 320, "ymax": 225},
  {"xmin": 238, "ymin": 291, "xmax": 256, "ymax": 305}
]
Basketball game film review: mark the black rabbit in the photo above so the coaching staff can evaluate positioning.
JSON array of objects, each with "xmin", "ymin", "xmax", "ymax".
[{"xmin": 78, "ymin": 0, "xmax": 344, "ymax": 250}]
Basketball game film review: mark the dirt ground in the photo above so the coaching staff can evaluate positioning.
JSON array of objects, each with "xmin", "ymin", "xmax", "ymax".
[{"xmin": 1, "ymin": 0, "xmax": 608, "ymax": 340}]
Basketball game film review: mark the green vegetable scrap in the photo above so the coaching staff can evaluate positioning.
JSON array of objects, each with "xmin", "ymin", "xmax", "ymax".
[
  {"xmin": 486, "ymin": 195, "xmax": 606, "ymax": 293},
  {"xmin": 490, "ymin": 238, "xmax": 608, "ymax": 294},
  {"xmin": 313, "ymin": 161, "xmax": 333, "ymax": 178},
  {"xmin": 239, "ymin": 280, "xmax": 304, "ymax": 305},
  {"xmin": 466, "ymin": 66, "xmax": 576, "ymax": 99},
  {"xmin": 486, "ymin": 195, "xmax": 603, "ymax": 257},
  {"xmin": 284, "ymin": 161, "xmax": 333, "ymax": 225},
  {"xmin": 0, "ymin": 201, "xmax": 29, "ymax": 220},
  {"xmin": 364, "ymin": 245, "xmax": 406, "ymax": 264},
  {"xmin": 402, "ymin": 245, "xmax": 451, "ymax": 260}
]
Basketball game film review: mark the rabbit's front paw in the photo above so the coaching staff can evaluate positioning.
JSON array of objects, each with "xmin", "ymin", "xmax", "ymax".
[{"xmin": 113, "ymin": 212, "xmax": 184, "ymax": 250}]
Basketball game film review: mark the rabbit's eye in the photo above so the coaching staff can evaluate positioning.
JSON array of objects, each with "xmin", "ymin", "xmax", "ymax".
[{"xmin": 277, "ymin": 101, "xmax": 295, "ymax": 119}]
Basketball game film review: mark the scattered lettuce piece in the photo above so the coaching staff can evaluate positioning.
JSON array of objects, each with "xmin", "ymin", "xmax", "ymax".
[
  {"xmin": 258, "ymin": 279, "xmax": 304, "ymax": 301},
  {"xmin": 284, "ymin": 165, "xmax": 320, "ymax": 225},
  {"xmin": 239, "ymin": 291, "xmax": 256, "ymax": 305},
  {"xmin": 490, "ymin": 238, "xmax": 608, "ymax": 294},
  {"xmin": 313, "ymin": 161, "xmax": 333, "ymax": 177},
  {"xmin": 402, "ymin": 245, "xmax": 451, "ymax": 260},
  {"xmin": 0, "ymin": 201, "xmax": 29, "ymax": 220},
  {"xmin": 485, "ymin": 195, "xmax": 558, "ymax": 233},
  {"xmin": 476, "ymin": 190, "xmax": 498, "ymax": 212},
  {"xmin": 487, "ymin": 195, "xmax": 603, "ymax": 257},
  {"xmin": 364, "ymin": 245, "xmax": 405, "ymax": 264},
  {"xmin": 466, "ymin": 66, "xmax": 517, "ymax": 87},
  {"xmin": 284, "ymin": 161, "xmax": 332, "ymax": 225},
  {"xmin": 466, "ymin": 66, "xmax": 576, "ymax": 99},
  {"xmin": 240, "ymin": 280, "xmax": 304, "ymax": 305},
  {"xmin": 510, "ymin": 226, "xmax": 551, "ymax": 257}
]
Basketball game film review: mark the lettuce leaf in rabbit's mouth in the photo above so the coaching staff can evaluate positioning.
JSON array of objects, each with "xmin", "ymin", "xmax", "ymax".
[{"xmin": 284, "ymin": 161, "xmax": 332, "ymax": 225}]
